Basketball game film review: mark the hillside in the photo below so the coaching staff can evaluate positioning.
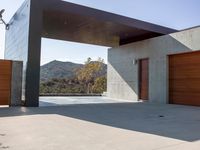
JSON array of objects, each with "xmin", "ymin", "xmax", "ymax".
[
  {"xmin": 40, "ymin": 60, "xmax": 107, "ymax": 82},
  {"xmin": 40, "ymin": 60, "xmax": 83, "ymax": 82}
]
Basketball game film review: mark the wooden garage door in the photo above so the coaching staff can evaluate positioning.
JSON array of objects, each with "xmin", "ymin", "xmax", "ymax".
[
  {"xmin": 169, "ymin": 51, "xmax": 200, "ymax": 106},
  {"xmin": 0, "ymin": 60, "xmax": 12, "ymax": 105}
]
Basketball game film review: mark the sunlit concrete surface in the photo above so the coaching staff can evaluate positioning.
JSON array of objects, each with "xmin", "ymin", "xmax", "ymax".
[
  {"xmin": 39, "ymin": 96, "xmax": 133, "ymax": 106},
  {"xmin": 1, "ymin": 102, "xmax": 200, "ymax": 150},
  {"xmin": 0, "ymin": 106, "xmax": 9, "ymax": 108}
]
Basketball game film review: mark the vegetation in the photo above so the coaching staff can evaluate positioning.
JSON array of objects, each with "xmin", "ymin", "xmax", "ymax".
[
  {"xmin": 92, "ymin": 76, "xmax": 107, "ymax": 93},
  {"xmin": 76, "ymin": 57, "xmax": 105, "ymax": 93},
  {"xmin": 40, "ymin": 58, "xmax": 107, "ymax": 94}
]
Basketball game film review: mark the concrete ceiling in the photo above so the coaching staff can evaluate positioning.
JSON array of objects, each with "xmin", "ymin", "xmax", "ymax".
[{"xmin": 42, "ymin": 0, "xmax": 178, "ymax": 47}]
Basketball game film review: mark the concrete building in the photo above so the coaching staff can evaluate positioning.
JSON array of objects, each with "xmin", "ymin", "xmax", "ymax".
[
  {"xmin": 4, "ymin": 0, "xmax": 200, "ymax": 107},
  {"xmin": 107, "ymin": 27, "xmax": 200, "ymax": 106}
]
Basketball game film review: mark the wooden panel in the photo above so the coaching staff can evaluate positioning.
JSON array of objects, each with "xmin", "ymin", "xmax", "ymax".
[
  {"xmin": 169, "ymin": 51, "xmax": 200, "ymax": 106},
  {"xmin": 169, "ymin": 66, "xmax": 200, "ymax": 79},
  {"xmin": 0, "ymin": 60, "xmax": 12, "ymax": 105},
  {"xmin": 139, "ymin": 59, "xmax": 149, "ymax": 100}
]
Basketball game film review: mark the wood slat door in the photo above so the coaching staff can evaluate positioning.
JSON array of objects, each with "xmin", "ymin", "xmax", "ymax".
[
  {"xmin": 0, "ymin": 60, "xmax": 12, "ymax": 105},
  {"xmin": 169, "ymin": 51, "xmax": 200, "ymax": 106},
  {"xmin": 139, "ymin": 59, "xmax": 149, "ymax": 100}
]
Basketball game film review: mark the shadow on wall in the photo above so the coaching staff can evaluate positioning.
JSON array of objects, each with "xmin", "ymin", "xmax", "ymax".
[
  {"xmin": 108, "ymin": 34, "xmax": 196, "ymax": 101},
  {"xmin": 1, "ymin": 102, "xmax": 200, "ymax": 142}
]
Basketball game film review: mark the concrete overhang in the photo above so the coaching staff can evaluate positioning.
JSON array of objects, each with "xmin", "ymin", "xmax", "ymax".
[{"xmin": 41, "ymin": 0, "xmax": 178, "ymax": 47}]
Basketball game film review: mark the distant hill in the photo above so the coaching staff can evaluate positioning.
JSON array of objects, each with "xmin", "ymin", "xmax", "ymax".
[
  {"xmin": 40, "ymin": 60, "xmax": 107, "ymax": 82},
  {"xmin": 40, "ymin": 60, "xmax": 83, "ymax": 82}
]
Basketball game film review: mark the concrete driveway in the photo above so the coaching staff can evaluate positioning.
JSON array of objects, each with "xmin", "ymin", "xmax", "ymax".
[{"xmin": 0, "ymin": 102, "xmax": 200, "ymax": 150}]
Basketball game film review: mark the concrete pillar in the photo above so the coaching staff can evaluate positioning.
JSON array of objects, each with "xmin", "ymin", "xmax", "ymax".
[{"xmin": 10, "ymin": 61, "xmax": 23, "ymax": 106}]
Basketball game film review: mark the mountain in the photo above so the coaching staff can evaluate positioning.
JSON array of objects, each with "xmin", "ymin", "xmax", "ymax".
[
  {"xmin": 40, "ymin": 60, "xmax": 83, "ymax": 82},
  {"xmin": 40, "ymin": 60, "xmax": 107, "ymax": 82}
]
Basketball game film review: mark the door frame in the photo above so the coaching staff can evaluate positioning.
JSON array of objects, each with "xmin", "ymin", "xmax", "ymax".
[{"xmin": 138, "ymin": 58, "xmax": 149, "ymax": 101}]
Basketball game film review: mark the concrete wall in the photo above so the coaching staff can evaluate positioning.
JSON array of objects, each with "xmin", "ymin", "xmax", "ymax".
[
  {"xmin": 5, "ymin": 0, "xmax": 30, "ymax": 102},
  {"xmin": 5, "ymin": 0, "xmax": 42, "ymax": 106},
  {"xmin": 107, "ymin": 27, "xmax": 200, "ymax": 103},
  {"xmin": 10, "ymin": 61, "xmax": 23, "ymax": 106}
]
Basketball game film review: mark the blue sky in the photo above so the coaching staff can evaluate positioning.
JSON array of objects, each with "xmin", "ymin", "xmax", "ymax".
[{"xmin": 0, "ymin": 0, "xmax": 200, "ymax": 65}]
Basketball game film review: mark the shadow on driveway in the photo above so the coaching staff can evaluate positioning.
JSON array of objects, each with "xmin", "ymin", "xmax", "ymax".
[{"xmin": 1, "ymin": 102, "xmax": 200, "ymax": 142}]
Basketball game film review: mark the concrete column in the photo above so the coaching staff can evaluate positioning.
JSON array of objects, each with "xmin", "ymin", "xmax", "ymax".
[{"xmin": 10, "ymin": 61, "xmax": 23, "ymax": 106}]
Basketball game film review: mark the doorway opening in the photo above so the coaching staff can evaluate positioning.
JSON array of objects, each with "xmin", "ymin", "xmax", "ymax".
[{"xmin": 39, "ymin": 38, "xmax": 112, "ymax": 106}]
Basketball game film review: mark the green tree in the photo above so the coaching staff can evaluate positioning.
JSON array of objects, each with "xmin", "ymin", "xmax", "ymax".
[
  {"xmin": 76, "ymin": 57, "xmax": 104, "ymax": 93},
  {"xmin": 92, "ymin": 76, "xmax": 107, "ymax": 93}
]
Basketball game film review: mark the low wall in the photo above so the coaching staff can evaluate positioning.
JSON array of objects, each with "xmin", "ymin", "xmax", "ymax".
[
  {"xmin": 40, "ymin": 93, "xmax": 102, "ymax": 97},
  {"xmin": 0, "ymin": 60, "xmax": 22, "ymax": 106}
]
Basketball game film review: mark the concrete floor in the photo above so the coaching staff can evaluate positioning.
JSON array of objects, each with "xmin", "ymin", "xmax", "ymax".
[
  {"xmin": 0, "ymin": 102, "xmax": 200, "ymax": 150},
  {"xmin": 39, "ymin": 96, "xmax": 132, "ymax": 106}
]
